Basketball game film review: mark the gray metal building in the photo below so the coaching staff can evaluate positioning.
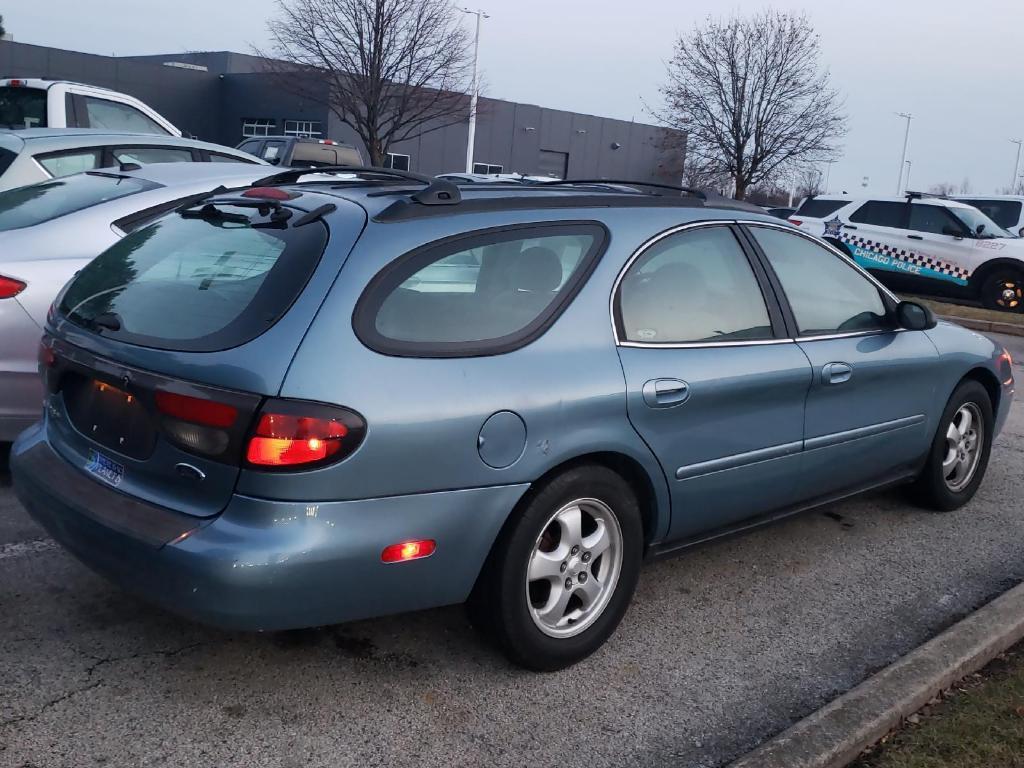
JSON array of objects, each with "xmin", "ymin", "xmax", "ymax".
[{"xmin": 0, "ymin": 41, "xmax": 685, "ymax": 182}]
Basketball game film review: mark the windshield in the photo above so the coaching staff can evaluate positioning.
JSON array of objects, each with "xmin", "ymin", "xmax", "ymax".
[
  {"xmin": 959, "ymin": 199, "xmax": 1022, "ymax": 231},
  {"xmin": 0, "ymin": 86, "xmax": 47, "ymax": 129},
  {"xmin": 59, "ymin": 204, "xmax": 329, "ymax": 352},
  {"xmin": 0, "ymin": 173, "xmax": 158, "ymax": 232},
  {"xmin": 950, "ymin": 206, "xmax": 1014, "ymax": 239}
]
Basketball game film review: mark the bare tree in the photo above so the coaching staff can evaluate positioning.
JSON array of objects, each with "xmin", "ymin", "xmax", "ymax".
[
  {"xmin": 930, "ymin": 181, "xmax": 958, "ymax": 196},
  {"xmin": 793, "ymin": 166, "xmax": 823, "ymax": 199},
  {"xmin": 680, "ymin": 153, "xmax": 731, "ymax": 193},
  {"xmin": 959, "ymin": 177, "xmax": 972, "ymax": 194},
  {"xmin": 260, "ymin": 0, "xmax": 474, "ymax": 165},
  {"xmin": 656, "ymin": 10, "xmax": 845, "ymax": 200}
]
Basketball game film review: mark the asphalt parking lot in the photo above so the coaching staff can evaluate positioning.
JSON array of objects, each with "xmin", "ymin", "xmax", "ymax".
[{"xmin": 1, "ymin": 331, "xmax": 1021, "ymax": 768}]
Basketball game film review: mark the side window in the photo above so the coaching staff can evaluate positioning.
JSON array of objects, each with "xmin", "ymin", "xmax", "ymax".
[
  {"xmin": 848, "ymin": 201, "xmax": 907, "ymax": 228},
  {"xmin": 616, "ymin": 226, "xmax": 773, "ymax": 344},
  {"xmin": 908, "ymin": 204, "xmax": 962, "ymax": 235},
  {"xmin": 36, "ymin": 149, "xmax": 101, "ymax": 178},
  {"xmin": 113, "ymin": 146, "xmax": 196, "ymax": 165},
  {"xmin": 354, "ymin": 224, "xmax": 607, "ymax": 356},
  {"xmin": 750, "ymin": 227, "xmax": 892, "ymax": 337},
  {"xmin": 83, "ymin": 97, "xmax": 169, "ymax": 135},
  {"xmin": 208, "ymin": 152, "xmax": 258, "ymax": 164},
  {"xmin": 237, "ymin": 140, "xmax": 263, "ymax": 157}
]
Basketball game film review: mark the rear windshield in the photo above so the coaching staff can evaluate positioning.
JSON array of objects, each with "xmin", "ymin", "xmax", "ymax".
[
  {"xmin": 0, "ymin": 86, "xmax": 47, "ymax": 129},
  {"xmin": 291, "ymin": 144, "xmax": 362, "ymax": 167},
  {"xmin": 959, "ymin": 199, "xmax": 1023, "ymax": 231},
  {"xmin": 59, "ymin": 205, "xmax": 329, "ymax": 352},
  {"xmin": 0, "ymin": 173, "xmax": 158, "ymax": 232},
  {"xmin": 795, "ymin": 198, "xmax": 849, "ymax": 219}
]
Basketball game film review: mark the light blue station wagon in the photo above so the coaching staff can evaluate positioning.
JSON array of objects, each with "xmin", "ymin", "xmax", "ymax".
[{"xmin": 12, "ymin": 170, "xmax": 1015, "ymax": 670}]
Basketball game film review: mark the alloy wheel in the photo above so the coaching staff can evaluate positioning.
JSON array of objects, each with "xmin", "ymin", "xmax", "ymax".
[{"xmin": 943, "ymin": 402, "xmax": 984, "ymax": 492}]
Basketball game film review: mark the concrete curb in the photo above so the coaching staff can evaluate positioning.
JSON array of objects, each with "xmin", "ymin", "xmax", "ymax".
[
  {"xmin": 727, "ymin": 580, "xmax": 1024, "ymax": 768},
  {"xmin": 939, "ymin": 314, "xmax": 1024, "ymax": 337}
]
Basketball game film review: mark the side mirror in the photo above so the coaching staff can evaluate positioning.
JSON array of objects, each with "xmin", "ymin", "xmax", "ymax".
[
  {"xmin": 976, "ymin": 223, "xmax": 986, "ymax": 235},
  {"xmin": 896, "ymin": 300, "xmax": 937, "ymax": 331},
  {"xmin": 941, "ymin": 225, "xmax": 965, "ymax": 238}
]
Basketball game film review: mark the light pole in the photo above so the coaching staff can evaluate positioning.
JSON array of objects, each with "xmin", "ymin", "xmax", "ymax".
[
  {"xmin": 1010, "ymin": 139, "xmax": 1022, "ymax": 193},
  {"xmin": 904, "ymin": 160, "xmax": 912, "ymax": 192},
  {"xmin": 896, "ymin": 112, "xmax": 912, "ymax": 194},
  {"xmin": 461, "ymin": 7, "xmax": 489, "ymax": 174}
]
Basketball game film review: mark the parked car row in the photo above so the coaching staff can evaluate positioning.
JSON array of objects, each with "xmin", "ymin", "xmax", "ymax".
[
  {"xmin": 791, "ymin": 192, "xmax": 1024, "ymax": 313},
  {"xmin": 1, "ymin": 159, "xmax": 1013, "ymax": 670}
]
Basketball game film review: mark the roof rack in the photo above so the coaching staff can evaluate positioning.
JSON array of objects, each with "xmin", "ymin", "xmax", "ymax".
[
  {"xmin": 250, "ymin": 164, "xmax": 433, "ymax": 188},
  {"xmin": 533, "ymin": 179, "xmax": 708, "ymax": 201},
  {"xmin": 905, "ymin": 190, "xmax": 947, "ymax": 201}
]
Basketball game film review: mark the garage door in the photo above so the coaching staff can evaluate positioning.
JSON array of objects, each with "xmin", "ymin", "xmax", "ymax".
[{"xmin": 537, "ymin": 150, "xmax": 568, "ymax": 179}]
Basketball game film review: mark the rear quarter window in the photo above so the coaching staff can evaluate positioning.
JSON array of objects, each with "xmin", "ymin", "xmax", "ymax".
[
  {"xmin": 353, "ymin": 223, "xmax": 608, "ymax": 357},
  {"xmin": 59, "ymin": 204, "xmax": 329, "ymax": 352},
  {"xmin": 794, "ymin": 198, "xmax": 849, "ymax": 218},
  {"xmin": 0, "ymin": 173, "xmax": 158, "ymax": 231}
]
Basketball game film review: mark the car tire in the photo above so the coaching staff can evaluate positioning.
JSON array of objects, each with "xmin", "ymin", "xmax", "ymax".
[
  {"xmin": 468, "ymin": 464, "xmax": 643, "ymax": 671},
  {"xmin": 980, "ymin": 268, "xmax": 1024, "ymax": 313},
  {"xmin": 907, "ymin": 380, "xmax": 994, "ymax": 512}
]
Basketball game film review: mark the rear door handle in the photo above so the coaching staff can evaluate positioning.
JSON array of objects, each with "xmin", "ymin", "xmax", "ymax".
[
  {"xmin": 822, "ymin": 362, "xmax": 853, "ymax": 385},
  {"xmin": 642, "ymin": 378, "xmax": 690, "ymax": 408},
  {"xmin": 907, "ymin": 234, "xmax": 923, "ymax": 240}
]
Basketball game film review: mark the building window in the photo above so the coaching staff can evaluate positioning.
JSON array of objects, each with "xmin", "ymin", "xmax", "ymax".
[
  {"xmin": 284, "ymin": 120, "xmax": 323, "ymax": 138},
  {"xmin": 242, "ymin": 118, "xmax": 275, "ymax": 137},
  {"xmin": 473, "ymin": 162, "xmax": 503, "ymax": 175},
  {"xmin": 384, "ymin": 153, "xmax": 411, "ymax": 171}
]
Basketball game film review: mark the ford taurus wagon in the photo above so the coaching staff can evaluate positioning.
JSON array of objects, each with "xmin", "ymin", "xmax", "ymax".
[{"xmin": 12, "ymin": 169, "xmax": 1015, "ymax": 670}]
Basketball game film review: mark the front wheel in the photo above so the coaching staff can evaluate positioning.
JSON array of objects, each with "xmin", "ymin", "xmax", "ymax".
[
  {"xmin": 468, "ymin": 465, "xmax": 643, "ymax": 671},
  {"xmin": 980, "ymin": 268, "xmax": 1024, "ymax": 313},
  {"xmin": 907, "ymin": 380, "xmax": 994, "ymax": 511}
]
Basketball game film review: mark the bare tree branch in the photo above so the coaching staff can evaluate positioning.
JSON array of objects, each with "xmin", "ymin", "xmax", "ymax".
[
  {"xmin": 257, "ymin": 0, "xmax": 474, "ymax": 165},
  {"xmin": 653, "ymin": 10, "xmax": 845, "ymax": 199}
]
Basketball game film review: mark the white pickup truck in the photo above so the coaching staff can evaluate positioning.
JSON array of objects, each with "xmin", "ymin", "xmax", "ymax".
[{"xmin": 0, "ymin": 78, "xmax": 180, "ymax": 136}]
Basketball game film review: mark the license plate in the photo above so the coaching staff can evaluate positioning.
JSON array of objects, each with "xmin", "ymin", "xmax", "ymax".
[{"xmin": 85, "ymin": 450, "xmax": 124, "ymax": 487}]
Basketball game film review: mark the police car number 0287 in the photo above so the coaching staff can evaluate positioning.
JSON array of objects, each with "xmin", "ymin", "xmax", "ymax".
[{"xmin": 85, "ymin": 450, "xmax": 125, "ymax": 487}]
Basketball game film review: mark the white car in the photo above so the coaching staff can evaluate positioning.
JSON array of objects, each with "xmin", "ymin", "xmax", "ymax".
[
  {"xmin": 790, "ymin": 193, "xmax": 1024, "ymax": 312},
  {"xmin": 0, "ymin": 78, "xmax": 179, "ymax": 135},
  {"xmin": 954, "ymin": 195, "xmax": 1024, "ymax": 238},
  {"xmin": 0, "ymin": 128, "xmax": 263, "ymax": 191}
]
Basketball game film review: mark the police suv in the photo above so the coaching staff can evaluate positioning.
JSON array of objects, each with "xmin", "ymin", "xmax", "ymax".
[{"xmin": 790, "ymin": 193, "xmax": 1024, "ymax": 313}]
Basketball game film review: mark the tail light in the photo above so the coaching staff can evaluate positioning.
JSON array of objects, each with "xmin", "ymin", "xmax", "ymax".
[
  {"xmin": 245, "ymin": 399, "xmax": 366, "ymax": 469},
  {"xmin": 381, "ymin": 539, "xmax": 436, "ymax": 563},
  {"xmin": 0, "ymin": 275, "xmax": 26, "ymax": 299},
  {"xmin": 156, "ymin": 390, "xmax": 239, "ymax": 457},
  {"xmin": 788, "ymin": 218, "xmax": 803, "ymax": 226}
]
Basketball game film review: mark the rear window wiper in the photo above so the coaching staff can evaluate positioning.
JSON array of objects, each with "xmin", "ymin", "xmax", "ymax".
[
  {"xmin": 180, "ymin": 203, "xmax": 251, "ymax": 225},
  {"xmin": 92, "ymin": 312, "xmax": 122, "ymax": 332}
]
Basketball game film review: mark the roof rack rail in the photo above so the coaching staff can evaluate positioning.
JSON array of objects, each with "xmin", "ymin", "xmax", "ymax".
[
  {"xmin": 249, "ymin": 164, "xmax": 434, "ymax": 188},
  {"xmin": 905, "ymin": 190, "xmax": 946, "ymax": 201},
  {"xmin": 534, "ymin": 179, "xmax": 708, "ymax": 201}
]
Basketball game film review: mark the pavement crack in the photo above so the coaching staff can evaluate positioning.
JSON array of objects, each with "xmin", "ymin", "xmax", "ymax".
[
  {"xmin": 83, "ymin": 640, "xmax": 207, "ymax": 678},
  {"xmin": 0, "ymin": 680, "xmax": 103, "ymax": 728}
]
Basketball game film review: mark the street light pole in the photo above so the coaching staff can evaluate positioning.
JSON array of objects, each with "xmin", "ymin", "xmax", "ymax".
[
  {"xmin": 896, "ymin": 112, "xmax": 913, "ymax": 194},
  {"xmin": 1010, "ymin": 138, "xmax": 1022, "ymax": 193},
  {"xmin": 461, "ymin": 8, "xmax": 489, "ymax": 174},
  {"xmin": 904, "ymin": 160, "xmax": 912, "ymax": 192},
  {"xmin": 823, "ymin": 159, "xmax": 835, "ymax": 193}
]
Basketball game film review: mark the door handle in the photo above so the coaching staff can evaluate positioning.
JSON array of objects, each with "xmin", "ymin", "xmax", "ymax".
[
  {"xmin": 822, "ymin": 362, "xmax": 853, "ymax": 385},
  {"xmin": 907, "ymin": 234, "xmax": 923, "ymax": 240},
  {"xmin": 642, "ymin": 378, "xmax": 690, "ymax": 408}
]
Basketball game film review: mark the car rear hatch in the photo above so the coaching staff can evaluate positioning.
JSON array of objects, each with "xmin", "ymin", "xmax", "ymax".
[{"xmin": 42, "ymin": 188, "xmax": 367, "ymax": 517}]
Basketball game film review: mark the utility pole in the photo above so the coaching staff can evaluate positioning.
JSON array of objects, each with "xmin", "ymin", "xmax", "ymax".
[
  {"xmin": 823, "ymin": 159, "xmax": 835, "ymax": 194},
  {"xmin": 896, "ymin": 112, "xmax": 913, "ymax": 194},
  {"xmin": 1010, "ymin": 139, "xmax": 1022, "ymax": 193},
  {"xmin": 461, "ymin": 8, "xmax": 489, "ymax": 174}
]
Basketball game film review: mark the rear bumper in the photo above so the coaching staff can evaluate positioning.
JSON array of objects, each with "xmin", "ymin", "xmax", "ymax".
[{"xmin": 12, "ymin": 424, "xmax": 529, "ymax": 631}]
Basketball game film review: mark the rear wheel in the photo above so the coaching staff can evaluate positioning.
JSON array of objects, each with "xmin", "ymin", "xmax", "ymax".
[
  {"xmin": 980, "ymin": 268, "xmax": 1024, "ymax": 313},
  {"xmin": 468, "ymin": 465, "xmax": 643, "ymax": 671},
  {"xmin": 907, "ymin": 380, "xmax": 994, "ymax": 511}
]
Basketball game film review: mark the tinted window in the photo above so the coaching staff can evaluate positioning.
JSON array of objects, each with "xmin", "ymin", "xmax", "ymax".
[
  {"xmin": 84, "ymin": 97, "xmax": 168, "ymax": 135},
  {"xmin": 60, "ymin": 206, "xmax": 329, "ymax": 352},
  {"xmin": 355, "ymin": 224, "xmax": 606, "ymax": 356},
  {"xmin": 0, "ymin": 174, "xmax": 157, "ymax": 232},
  {"xmin": 113, "ymin": 146, "xmax": 195, "ymax": 165},
  {"xmin": 209, "ymin": 152, "xmax": 256, "ymax": 164},
  {"xmin": 37, "ymin": 149, "xmax": 101, "ymax": 178},
  {"xmin": 849, "ymin": 201, "xmax": 906, "ymax": 228},
  {"xmin": 0, "ymin": 148, "xmax": 15, "ymax": 176},
  {"xmin": 262, "ymin": 141, "xmax": 286, "ymax": 163},
  {"xmin": 750, "ymin": 227, "xmax": 891, "ymax": 336},
  {"xmin": 617, "ymin": 226, "xmax": 772, "ymax": 344},
  {"xmin": 237, "ymin": 140, "xmax": 263, "ymax": 157},
  {"xmin": 0, "ymin": 86, "xmax": 47, "ymax": 129},
  {"xmin": 795, "ymin": 198, "xmax": 848, "ymax": 218},
  {"xmin": 960, "ymin": 199, "xmax": 1022, "ymax": 230},
  {"xmin": 908, "ymin": 204, "xmax": 962, "ymax": 236}
]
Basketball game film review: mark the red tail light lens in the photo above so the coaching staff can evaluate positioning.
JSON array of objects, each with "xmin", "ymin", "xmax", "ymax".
[
  {"xmin": 245, "ymin": 400, "xmax": 366, "ymax": 469},
  {"xmin": 0, "ymin": 275, "xmax": 27, "ymax": 299},
  {"xmin": 155, "ymin": 391, "xmax": 238, "ymax": 428},
  {"xmin": 242, "ymin": 187, "xmax": 295, "ymax": 200},
  {"xmin": 381, "ymin": 539, "xmax": 436, "ymax": 563},
  {"xmin": 788, "ymin": 218, "xmax": 803, "ymax": 226}
]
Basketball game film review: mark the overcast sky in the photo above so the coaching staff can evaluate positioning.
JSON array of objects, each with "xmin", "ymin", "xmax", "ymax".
[{"xmin": 4, "ymin": 0, "xmax": 1022, "ymax": 196}]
